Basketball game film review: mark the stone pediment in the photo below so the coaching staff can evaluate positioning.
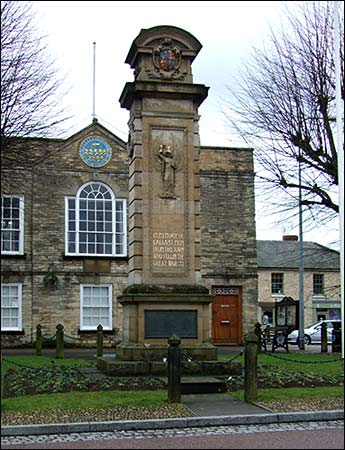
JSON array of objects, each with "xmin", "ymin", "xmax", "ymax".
[
  {"xmin": 125, "ymin": 25, "xmax": 202, "ymax": 83},
  {"xmin": 37, "ymin": 120, "xmax": 129, "ymax": 172}
]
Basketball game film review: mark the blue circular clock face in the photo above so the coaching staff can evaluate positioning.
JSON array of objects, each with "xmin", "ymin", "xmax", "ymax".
[{"xmin": 79, "ymin": 136, "xmax": 112, "ymax": 167}]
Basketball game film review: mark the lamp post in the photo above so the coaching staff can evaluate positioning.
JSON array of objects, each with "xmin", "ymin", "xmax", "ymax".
[{"xmin": 298, "ymin": 149, "xmax": 305, "ymax": 350}]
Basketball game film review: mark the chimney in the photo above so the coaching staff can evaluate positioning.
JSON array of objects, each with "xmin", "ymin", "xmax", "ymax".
[{"xmin": 283, "ymin": 235, "xmax": 298, "ymax": 241}]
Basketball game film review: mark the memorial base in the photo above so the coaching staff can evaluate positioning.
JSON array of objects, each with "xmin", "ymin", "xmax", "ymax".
[
  {"xmin": 115, "ymin": 342, "xmax": 217, "ymax": 361},
  {"xmin": 117, "ymin": 285, "xmax": 217, "ymax": 361}
]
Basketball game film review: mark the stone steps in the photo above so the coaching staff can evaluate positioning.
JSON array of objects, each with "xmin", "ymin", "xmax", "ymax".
[{"xmin": 158, "ymin": 376, "xmax": 228, "ymax": 394}]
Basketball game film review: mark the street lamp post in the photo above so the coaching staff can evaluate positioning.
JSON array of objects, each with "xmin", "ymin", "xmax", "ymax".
[{"xmin": 298, "ymin": 150, "xmax": 305, "ymax": 350}]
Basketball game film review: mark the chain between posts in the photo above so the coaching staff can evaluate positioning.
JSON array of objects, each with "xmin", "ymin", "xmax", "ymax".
[{"xmin": 262, "ymin": 350, "xmax": 341, "ymax": 364}]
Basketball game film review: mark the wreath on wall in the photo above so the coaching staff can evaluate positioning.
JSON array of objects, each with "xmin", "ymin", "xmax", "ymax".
[{"xmin": 43, "ymin": 265, "xmax": 58, "ymax": 287}]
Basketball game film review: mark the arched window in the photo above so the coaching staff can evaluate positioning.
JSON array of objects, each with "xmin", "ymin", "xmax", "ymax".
[{"xmin": 65, "ymin": 182, "xmax": 126, "ymax": 256}]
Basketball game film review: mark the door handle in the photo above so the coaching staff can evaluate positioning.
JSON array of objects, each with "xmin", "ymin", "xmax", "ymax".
[{"xmin": 221, "ymin": 320, "xmax": 230, "ymax": 324}]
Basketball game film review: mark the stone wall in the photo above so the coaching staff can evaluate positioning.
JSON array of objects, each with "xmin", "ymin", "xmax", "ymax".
[{"xmin": 199, "ymin": 146, "xmax": 258, "ymax": 338}]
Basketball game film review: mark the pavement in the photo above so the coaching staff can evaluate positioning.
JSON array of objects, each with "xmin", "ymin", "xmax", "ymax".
[{"xmin": 1, "ymin": 345, "xmax": 343, "ymax": 437}]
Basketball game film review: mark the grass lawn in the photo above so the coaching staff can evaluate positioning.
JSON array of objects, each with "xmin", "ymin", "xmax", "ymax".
[
  {"xmin": 1, "ymin": 352, "xmax": 344, "ymax": 415},
  {"xmin": 218, "ymin": 350, "xmax": 343, "ymax": 377}
]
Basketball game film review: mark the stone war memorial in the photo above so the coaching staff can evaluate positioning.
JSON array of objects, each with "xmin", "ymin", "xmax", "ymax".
[{"xmin": 116, "ymin": 25, "xmax": 216, "ymax": 361}]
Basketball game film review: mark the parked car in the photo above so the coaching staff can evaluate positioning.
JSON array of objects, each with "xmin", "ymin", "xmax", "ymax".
[{"xmin": 287, "ymin": 319, "xmax": 341, "ymax": 345}]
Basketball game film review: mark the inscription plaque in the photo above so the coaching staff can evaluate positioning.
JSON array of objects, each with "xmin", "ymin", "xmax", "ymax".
[
  {"xmin": 152, "ymin": 231, "xmax": 185, "ymax": 271},
  {"xmin": 144, "ymin": 310, "xmax": 197, "ymax": 338}
]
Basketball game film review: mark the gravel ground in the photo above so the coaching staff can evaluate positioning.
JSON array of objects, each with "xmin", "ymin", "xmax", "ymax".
[
  {"xmin": 256, "ymin": 397, "xmax": 345, "ymax": 412},
  {"xmin": 1, "ymin": 398, "xmax": 344, "ymax": 426}
]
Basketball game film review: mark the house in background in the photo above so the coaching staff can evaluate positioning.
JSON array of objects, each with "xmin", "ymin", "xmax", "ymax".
[{"xmin": 257, "ymin": 235, "xmax": 341, "ymax": 327}]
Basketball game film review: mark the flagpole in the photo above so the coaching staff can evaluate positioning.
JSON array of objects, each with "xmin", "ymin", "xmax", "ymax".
[{"xmin": 92, "ymin": 42, "xmax": 96, "ymax": 121}]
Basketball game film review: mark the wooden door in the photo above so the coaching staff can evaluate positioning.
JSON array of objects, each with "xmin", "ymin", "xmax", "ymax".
[{"xmin": 212, "ymin": 287, "xmax": 242, "ymax": 345}]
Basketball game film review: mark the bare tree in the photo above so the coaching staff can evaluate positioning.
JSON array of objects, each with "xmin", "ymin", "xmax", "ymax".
[
  {"xmin": 224, "ymin": 1, "xmax": 344, "ymax": 231},
  {"xmin": 1, "ymin": 0, "xmax": 69, "ymax": 166}
]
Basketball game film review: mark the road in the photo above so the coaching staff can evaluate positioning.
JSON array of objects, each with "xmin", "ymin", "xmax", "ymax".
[{"xmin": 2, "ymin": 421, "xmax": 344, "ymax": 449}]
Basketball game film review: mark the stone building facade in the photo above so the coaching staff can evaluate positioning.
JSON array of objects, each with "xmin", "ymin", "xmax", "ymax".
[
  {"xmin": 257, "ymin": 237, "xmax": 340, "ymax": 327},
  {"xmin": 1, "ymin": 121, "xmax": 257, "ymax": 348}
]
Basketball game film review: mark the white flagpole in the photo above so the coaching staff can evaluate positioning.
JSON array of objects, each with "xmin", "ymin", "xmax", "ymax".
[{"xmin": 92, "ymin": 42, "xmax": 96, "ymax": 121}]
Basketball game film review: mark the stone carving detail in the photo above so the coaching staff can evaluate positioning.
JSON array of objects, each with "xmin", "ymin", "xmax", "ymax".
[
  {"xmin": 154, "ymin": 144, "xmax": 181, "ymax": 199},
  {"xmin": 212, "ymin": 287, "xmax": 240, "ymax": 295},
  {"xmin": 145, "ymin": 38, "xmax": 187, "ymax": 81}
]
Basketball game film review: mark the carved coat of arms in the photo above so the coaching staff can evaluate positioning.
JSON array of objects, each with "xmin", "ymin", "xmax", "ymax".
[{"xmin": 147, "ymin": 38, "xmax": 185, "ymax": 81}]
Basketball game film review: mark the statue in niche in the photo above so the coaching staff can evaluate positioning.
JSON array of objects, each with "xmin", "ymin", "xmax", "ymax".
[{"xmin": 157, "ymin": 144, "xmax": 177, "ymax": 198}]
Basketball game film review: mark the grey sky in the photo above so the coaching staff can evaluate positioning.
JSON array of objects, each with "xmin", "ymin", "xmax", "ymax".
[{"xmin": 31, "ymin": 1, "xmax": 340, "ymax": 249}]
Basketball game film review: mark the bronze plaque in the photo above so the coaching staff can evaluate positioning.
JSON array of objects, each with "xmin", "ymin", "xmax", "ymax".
[{"xmin": 144, "ymin": 309, "xmax": 197, "ymax": 338}]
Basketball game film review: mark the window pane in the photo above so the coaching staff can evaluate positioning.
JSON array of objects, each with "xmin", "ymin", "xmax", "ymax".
[
  {"xmin": 116, "ymin": 201, "xmax": 123, "ymax": 212},
  {"xmin": 2, "ymin": 307, "xmax": 10, "ymax": 315},
  {"xmin": 105, "ymin": 234, "xmax": 112, "ymax": 243},
  {"xmin": 69, "ymin": 221, "xmax": 76, "ymax": 231},
  {"xmin": 83, "ymin": 287, "xmax": 92, "ymax": 296},
  {"xmin": 96, "ymin": 222, "xmax": 104, "ymax": 231},
  {"xmin": 88, "ymin": 244, "xmax": 95, "ymax": 253},
  {"xmin": 68, "ymin": 232, "xmax": 76, "ymax": 242},
  {"xmin": 12, "ymin": 208, "xmax": 19, "ymax": 219}
]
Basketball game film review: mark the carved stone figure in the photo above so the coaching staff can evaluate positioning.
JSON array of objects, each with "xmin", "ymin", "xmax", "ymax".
[{"xmin": 157, "ymin": 144, "xmax": 177, "ymax": 198}]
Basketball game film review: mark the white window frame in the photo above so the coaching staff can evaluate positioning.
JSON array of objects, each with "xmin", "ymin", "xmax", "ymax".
[
  {"xmin": 65, "ymin": 182, "xmax": 127, "ymax": 257},
  {"xmin": 80, "ymin": 284, "xmax": 112, "ymax": 331},
  {"xmin": 1, "ymin": 283, "xmax": 22, "ymax": 331},
  {"xmin": 1, "ymin": 195, "xmax": 24, "ymax": 255},
  {"xmin": 271, "ymin": 273, "xmax": 284, "ymax": 295},
  {"xmin": 313, "ymin": 273, "xmax": 325, "ymax": 296}
]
